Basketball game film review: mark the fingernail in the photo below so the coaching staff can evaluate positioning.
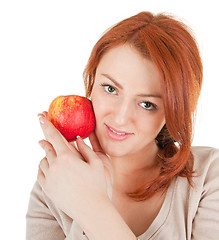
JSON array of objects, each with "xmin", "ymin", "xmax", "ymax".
[
  {"xmin": 39, "ymin": 117, "xmax": 45, "ymax": 124},
  {"xmin": 38, "ymin": 140, "xmax": 43, "ymax": 147},
  {"xmin": 77, "ymin": 136, "xmax": 83, "ymax": 142}
]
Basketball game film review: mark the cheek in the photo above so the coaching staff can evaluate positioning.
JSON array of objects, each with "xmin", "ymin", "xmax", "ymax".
[
  {"xmin": 137, "ymin": 113, "xmax": 165, "ymax": 136},
  {"xmin": 91, "ymin": 87, "xmax": 115, "ymax": 121},
  {"xmin": 91, "ymin": 91, "xmax": 109, "ymax": 123},
  {"xmin": 91, "ymin": 95, "xmax": 104, "ymax": 120}
]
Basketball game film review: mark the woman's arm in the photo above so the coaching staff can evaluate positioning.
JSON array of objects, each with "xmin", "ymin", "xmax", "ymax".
[
  {"xmin": 36, "ymin": 114, "xmax": 137, "ymax": 240},
  {"xmin": 26, "ymin": 181, "xmax": 66, "ymax": 240},
  {"xmin": 74, "ymin": 194, "xmax": 136, "ymax": 240},
  {"xmin": 26, "ymin": 181, "xmax": 137, "ymax": 240}
]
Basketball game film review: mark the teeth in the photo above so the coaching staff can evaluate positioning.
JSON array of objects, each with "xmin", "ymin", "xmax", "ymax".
[{"xmin": 109, "ymin": 127, "xmax": 126, "ymax": 135}]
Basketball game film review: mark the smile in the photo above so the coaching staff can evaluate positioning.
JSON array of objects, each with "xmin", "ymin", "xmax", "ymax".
[
  {"xmin": 105, "ymin": 124, "xmax": 133, "ymax": 141},
  {"xmin": 109, "ymin": 127, "xmax": 126, "ymax": 135}
]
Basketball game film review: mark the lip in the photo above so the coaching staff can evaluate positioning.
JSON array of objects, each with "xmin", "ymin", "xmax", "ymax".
[{"xmin": 105, "ymin": 124, "xmax": 133, "ymax": 141}]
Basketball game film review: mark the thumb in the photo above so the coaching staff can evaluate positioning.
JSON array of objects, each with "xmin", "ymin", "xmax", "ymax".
[
  {"xmin": 76, "ymin": 137, "xmax": 99, "ymax": 166},
  {"xmin": 89, "ymin": 132, "xmax": 104, "ymax": 153},
  {"xmin": 76, "ymin": 137, "xmax": 113, "ymax": 200}
]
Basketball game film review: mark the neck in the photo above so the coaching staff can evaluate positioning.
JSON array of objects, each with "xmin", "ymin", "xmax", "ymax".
[{"xmin": 110, "ymin": 142, "xmax": 160, "ymax": 195}]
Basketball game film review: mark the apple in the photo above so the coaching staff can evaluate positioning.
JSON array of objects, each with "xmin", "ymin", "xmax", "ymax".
[{"xmin": 47, "ymin": 95, "xmax": 96, "ymax": 141}]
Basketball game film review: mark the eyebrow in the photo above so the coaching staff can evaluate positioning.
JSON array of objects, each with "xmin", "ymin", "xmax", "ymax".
[
  {"xmin": 101, "ymin": 73, "xmax": 123, "ymax": 89},
  {"xmin": 101, "ymin": 73, "xmax": 162, "ymax": 99}
]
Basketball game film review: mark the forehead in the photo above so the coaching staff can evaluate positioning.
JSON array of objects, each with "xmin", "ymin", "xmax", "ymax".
[{"xmin": 96, "ymin": 44, "xmax": 162, "ymax": 94}]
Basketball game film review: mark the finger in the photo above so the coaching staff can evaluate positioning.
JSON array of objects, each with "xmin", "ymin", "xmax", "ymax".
[
  {"xmin": 39, "ymin": 139, "xmax": 56, "ymax": 165},
  {"xmin": 39, "ymin": 112, "xmax": 79, "ymax": 153},
  {"xmin": 89, "ymin": 132, "xmax": 104, "ymax": 153},
  {"xmin": 68, "ymin": 141, "xmax": 86, "ymax": 161},
  {"xmin": 39, "ymin": 157, "xmax": 49, "ymax": 177},
  {"xmin": 38, "ymin": 112, "xmax": 48, "ymax": 118},
  {"xmin": 68, "ymin": 139, "xmax": 79, "ymax": 151},
  {"xmin": 38, "ymin": 111, "xmax": 78, "ymax": 152},
  {"xmin": 38, "ymin": 116, "xmax": 70, "ymax": 155},
  {"xmin": 39, "ymin": 114, "xmax": 82, "ymax": 161},
  {"xmin": 43, "ymin": 111, "xmax": 48, "ymax": 118},
  {"xmin": 76, "ymin": 137, "xmax": 99, "ymax": 165}
]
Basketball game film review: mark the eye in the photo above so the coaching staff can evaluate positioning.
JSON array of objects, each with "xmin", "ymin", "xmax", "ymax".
[
  {"xmin": 101, "ymin": 84, "xmax": 117, "ymax": 95},
  {"xmin": 140, "ymin": 101, "xmax": 157, "ymax": 111}
]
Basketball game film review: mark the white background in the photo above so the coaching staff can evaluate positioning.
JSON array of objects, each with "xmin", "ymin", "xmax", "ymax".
[{"xmin": 0, "ymin": 0, "xmax": 218, "ymax": 238}]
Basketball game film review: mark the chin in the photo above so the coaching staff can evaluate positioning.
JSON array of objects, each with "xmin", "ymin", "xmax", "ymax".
[
  {"xmin": 96, "ymin": 136, "xmax": 130, "ymax": 158},
  {"xmin": 105, "ymin": 147, "xmax": 127, "ymax": 158},
  {"xmin": 99, "ymin": 140, "xmax": 125, "ymax": 157}
]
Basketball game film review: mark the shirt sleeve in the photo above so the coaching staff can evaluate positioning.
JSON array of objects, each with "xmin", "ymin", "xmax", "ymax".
[
  {"xmin": 26, "ymin": 181, "xmax": 68, "ymax": 240},
  {"xmin": 192, "ymin": 148, "xmax": 219, "ymax": 240}
]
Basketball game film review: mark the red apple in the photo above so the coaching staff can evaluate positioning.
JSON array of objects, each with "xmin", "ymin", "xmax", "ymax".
[{"xmin": 47, "ymin": 95, "xmax": 96, "ymax": 141}]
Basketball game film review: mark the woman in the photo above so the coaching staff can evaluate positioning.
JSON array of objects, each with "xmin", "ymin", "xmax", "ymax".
[{"xmin": 26, "ymin": 12, "xmax": 219, "ymax": 239}]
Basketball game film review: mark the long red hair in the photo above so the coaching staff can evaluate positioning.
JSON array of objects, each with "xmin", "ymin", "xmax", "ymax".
[{"xmin": 83, "ymin": 12, "xmax": 203, "ymax": 201}]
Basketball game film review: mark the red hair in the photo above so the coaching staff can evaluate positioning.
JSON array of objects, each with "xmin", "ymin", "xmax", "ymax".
[{"xmin": 83, "ymin": 12, "xmax": 203, "ymax": 201}]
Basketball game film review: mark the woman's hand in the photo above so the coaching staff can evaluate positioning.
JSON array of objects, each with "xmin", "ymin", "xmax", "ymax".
[
  {"xmin": 37, "ymin": 112, "xmax": 137, "ymax": 240},
  {"xmin": 37, "ymin": 112, "xmax": 113, "ymax": 219}
]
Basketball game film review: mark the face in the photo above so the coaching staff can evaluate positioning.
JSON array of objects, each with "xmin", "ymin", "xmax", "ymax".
[{"xmin": 91, "ymin": 44, "xmax": 165, "ymax": 159}]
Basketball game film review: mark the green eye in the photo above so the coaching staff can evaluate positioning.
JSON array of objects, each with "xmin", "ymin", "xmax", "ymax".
[
  {"xmin": 106, "ymin": 86, "xmax": 115, "ymax": 93},
  {"xmin": 140, "ymin": 101, "xmax": 157, "ymax": 110},
  {"xmin": 101, "ymin": 84, "xmax": 116, "ymax": 94},
  {"xmin": 144, "ymin": 102, "xmax": 152, "ymax": 108}
]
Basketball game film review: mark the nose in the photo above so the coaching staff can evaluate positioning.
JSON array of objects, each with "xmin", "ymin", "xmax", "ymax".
[{"xmin": 113, "ymin": 98, "xmax": 135, "ymax": 126}]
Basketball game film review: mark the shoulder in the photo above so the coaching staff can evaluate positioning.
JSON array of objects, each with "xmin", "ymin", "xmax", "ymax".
[
  {"xmin": 168, "ymin": 147, "xmax": 219, "ymax": 238},
  {"xmin": 191, "ymin": 146, "xmax": 219, "ymax": 175},
  {"xmin": 191, "ymin": 145, "xmax": 219, "ymax": 160},
  {"xmin": 186, "ymin": 147, "xmax": 219, "ymax": 238},
  {"xmin": 173, "ymin": 146, "xmax": 219, "ymax": 209},
  {"xmin": 189, "ymin": 146, "xmax": 219, "ymax": 203}
]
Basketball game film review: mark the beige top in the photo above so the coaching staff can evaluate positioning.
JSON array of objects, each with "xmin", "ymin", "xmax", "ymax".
[{"xmin": 26, "ymin": 146, "xmax": 219, "ymax": 240}]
